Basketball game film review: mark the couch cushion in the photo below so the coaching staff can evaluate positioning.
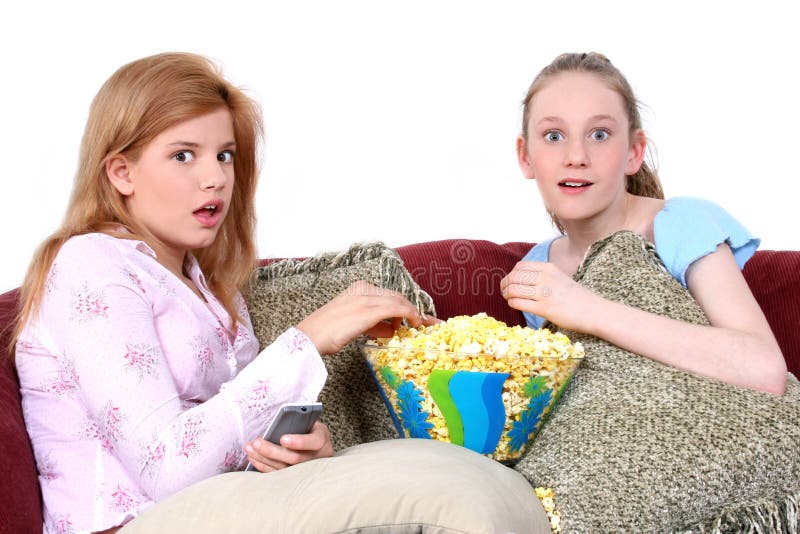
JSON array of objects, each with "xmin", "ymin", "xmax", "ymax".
[
  {"xmin": 395, "ymin": 239, "xmax": 531, "ymax": 327},
  {"xmin": 0, "ymin": 289, "xmax": 43, "ymax": 533},
  {"xmin": 743, "ymin": 249, "xmax": 800, "ymax": 378},
  {"xmin": 246, "ymin": 242, "xmax": 436, "ymax": 452},
  {"xmin": 120, "ymin": 439, "xmax": 551, "ymax": 534}
]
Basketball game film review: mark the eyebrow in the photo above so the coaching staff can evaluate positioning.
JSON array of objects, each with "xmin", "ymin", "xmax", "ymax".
[
  {"xmin": 167, "ymin": 141, "xmax": 237, "ymax": 148},
  {"xmin": 535, "ymin": 114, "xmax": 619, "ymax": 126}
]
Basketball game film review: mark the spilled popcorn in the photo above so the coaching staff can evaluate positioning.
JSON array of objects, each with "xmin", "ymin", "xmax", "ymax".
[
  {"xmin": 535, "ymin": 487, "xmax": 562, "ymax": 533},
  {"xmin": 362, "ymin": 313, "xmax": 584, "ymax": 463}
]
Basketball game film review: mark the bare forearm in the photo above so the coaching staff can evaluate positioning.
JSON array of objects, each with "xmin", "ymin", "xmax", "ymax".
[
  {"xmin": 586, "ymin": 297, "xmax": 787, "ymax": 394},
  {"xmin": 501, "ymin": 251, "xmax": 787, "ymax": 394}
]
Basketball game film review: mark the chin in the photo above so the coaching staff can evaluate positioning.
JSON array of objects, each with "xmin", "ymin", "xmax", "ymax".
[
  {"xmin": 196, "ymin": 238, "xmax": 220, "ymax": 250},
  {"xmin": 553, "ymin": 208, "xmax": 600, "ymax": 226},
  {"xmin": 191, "ymin": 230, "xmax": 222, "ymax": 250}
]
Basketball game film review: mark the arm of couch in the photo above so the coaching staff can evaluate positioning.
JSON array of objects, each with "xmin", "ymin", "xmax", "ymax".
[
  {"xmin": 742, "ymin": 249, "xmax": 800, "ymax": 377},
  {"xmin": 0, "ymin": 288, "xmax": 44, "ymax": 533}
]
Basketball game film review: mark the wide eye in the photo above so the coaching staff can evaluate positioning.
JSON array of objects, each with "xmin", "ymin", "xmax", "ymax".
[
  {"xmin": 217, "ymin": 150, "xmax": 234, "ymax": 163},
  {"xmin": 544, "ymin": 131, "xmax": 563, "ymax": 143},
  {"xmin": 173, "ymin": 151, "xmax": 194, "ymax": 163},
  {"xmin": 591, "ymin": 129, "xmax": 609, "ymax": 141}
]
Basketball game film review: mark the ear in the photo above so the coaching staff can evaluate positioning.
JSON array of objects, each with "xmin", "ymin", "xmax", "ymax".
[
  {"xmin": 516, "ymin": 136, "xmax": 536, "ymax": 180},
  {"xmin": 106, "ymin": 154, "xmax": 135, "ymax": 196},
  {"xmin": 625, "ymin": 129, "xmax": 647, "ymax": 175}
]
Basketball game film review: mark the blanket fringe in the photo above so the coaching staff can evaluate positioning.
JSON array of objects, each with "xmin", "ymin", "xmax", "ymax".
[
  {"xmin": 676, "ymin": 490, "xmax": 799, "ymax": 534},
  {"xmin": 252, "ymin": 242, "xmax": 436, "ymax": 317}
]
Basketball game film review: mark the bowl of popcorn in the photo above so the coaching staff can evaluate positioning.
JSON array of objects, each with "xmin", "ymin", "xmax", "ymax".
[{"xmin": 361, "ymin": 313, "xmax": 584, "ymax": 464}]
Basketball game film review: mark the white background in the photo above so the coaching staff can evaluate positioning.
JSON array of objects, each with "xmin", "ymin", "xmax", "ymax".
[{"xmin": 1, "ymin": 1, "xmax": 797, "ymax": 294}]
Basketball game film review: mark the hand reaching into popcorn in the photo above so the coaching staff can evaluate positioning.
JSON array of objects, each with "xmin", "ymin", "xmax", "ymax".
[
  {"xmin": 298, "ymin": 280, "xmax": 440, "ymax": 355},
  {"xmin": 500, "ymin": 261, "xmax": 601, "ymax": 335}
]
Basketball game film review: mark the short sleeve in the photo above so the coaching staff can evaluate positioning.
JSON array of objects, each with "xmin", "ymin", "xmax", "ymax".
[
  {"xmin": 520, "ymin": 237, "xmax": 558, "ymax": 330},
  {"xmin": 654, "ymin": 197, "xmax": 760, "ymax": 287}
]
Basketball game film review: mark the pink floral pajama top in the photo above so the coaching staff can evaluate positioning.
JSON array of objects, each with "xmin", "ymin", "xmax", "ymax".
[{"xmin": 15, "ymin": 233, "xmax": 328, "ymax": 533}]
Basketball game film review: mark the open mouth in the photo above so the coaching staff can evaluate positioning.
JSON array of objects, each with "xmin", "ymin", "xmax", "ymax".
[
  {"xmin": 193, "ymin": 201, "xmax": 224, "ymax": 227},
  {"xmin": 558, "ymin": 180, "xmax": 592, "ymax": 189},
  {"xmin": 195, "ymin": 204, "xmax": 219, "ymax": 215}
]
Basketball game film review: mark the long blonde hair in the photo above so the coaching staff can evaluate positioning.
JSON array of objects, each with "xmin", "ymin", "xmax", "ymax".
[
  {"xmin": 521, "ymin": 52, "xmax": 664, "ymax": 234},
  {"xmin": 12, "ymin": 52, "xmax": 263, "ymax": 356}
]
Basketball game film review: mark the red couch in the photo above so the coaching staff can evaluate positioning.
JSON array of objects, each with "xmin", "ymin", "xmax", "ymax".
[{"xmin": 1, "ymin": 239, "xmax": 798, "ymax": 533}]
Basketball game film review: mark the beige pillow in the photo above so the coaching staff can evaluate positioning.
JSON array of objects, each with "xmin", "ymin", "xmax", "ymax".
[
  {"xmin": 245, "ymin": 242, "xmax": 436, "ymax": 451},
  {"xmin": 121, "ymin": 439, "xmax": 551, "ymax": 534}
]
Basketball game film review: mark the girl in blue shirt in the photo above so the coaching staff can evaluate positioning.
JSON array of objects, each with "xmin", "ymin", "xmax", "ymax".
[{"xmin": 500, "ymin": 52, "xmax": 786, "ymax": 394}]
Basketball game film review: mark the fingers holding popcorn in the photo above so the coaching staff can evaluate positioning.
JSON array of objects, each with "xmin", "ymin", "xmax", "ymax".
[
  {"xmin": 501, "ymin": 261, "xmax": 599, "ymax": 333},
  {"xmin": 297, "ymin": 281, "xmax": 436, "ymax": 355},
  {"xmin": 501, "ymin": 261, "xmax": 559, "ymax": 306}
]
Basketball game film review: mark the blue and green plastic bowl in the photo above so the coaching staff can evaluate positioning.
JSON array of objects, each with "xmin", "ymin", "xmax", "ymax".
[{"xmin": 361, "ymin": 344, "xmax": 582, "ymax": 464}]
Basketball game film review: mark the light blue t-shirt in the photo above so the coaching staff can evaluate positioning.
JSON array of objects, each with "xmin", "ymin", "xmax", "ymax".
[{"xmin": 521, "ymin": 197, "xmax": 760, "ymax": 329}]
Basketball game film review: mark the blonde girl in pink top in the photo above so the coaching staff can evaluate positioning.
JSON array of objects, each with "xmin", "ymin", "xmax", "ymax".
[{"xmin": 12, "ymin": 53, "xmax": 432, "ymax": 534}]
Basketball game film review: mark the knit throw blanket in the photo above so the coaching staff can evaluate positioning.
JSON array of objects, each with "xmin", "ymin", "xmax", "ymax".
[
  {"xmin": 514, "ymin": 231, "xmax": 800, "ymax": 533},
  {"xmin": 245, "ymin": 242, "xmax": 436, "ymax": 452}
]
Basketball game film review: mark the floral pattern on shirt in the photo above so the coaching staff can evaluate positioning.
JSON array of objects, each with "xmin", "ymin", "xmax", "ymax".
[
  {"xmin": 70, "ymin": 283, "xmax": 109, "ymax": 322},
  {"xmin": 16, "ymin": 233, "xmax": 327, "ymax": 533},
  {"xmin": 41, "ymin": 356, "xmax": 79, "ymax": 397},
  {"xmin": 36, "ymin": 451, "xmax": 59, "ymax": 483},
  {"xmin": 122, "ymin": 343, "xmax": 160, "ymax": 381},
  {"xmin": 141, "ymin": 438, "xmax": 167, "ymax": 481},
  {"xmin": 287, "ymin": 328, "xmax": 312, "ymax": 354},
  {"xmin": 219, "ymin": 445, "xmax": 246, "ymax": 472},
  {"xmin": 191, "ymin": 336, "xmax": 215, "ymax": 378},
  {"xmin": 109, "ymin": 484, "xmax": 144, "ymax": 514},
  {"xmin": 50, "ymin": 514, "xmax": 75, "ymax": 534},
  {"xmin": 80, "ymin": 401, "xmax": 125, "ymax": 453},
  {"xmin": 154, "ymin": 273, "xmax": 177, "ymax": 296},
  {"xmin": 174, "ymin": 414, "xmax": 208, "ymax": 459},
  {"xmin": 239, "ymin": 379, "xmax": 275, "ymax": 417},
  {"xmin": 214, "ymin": 325, "xmax": 231, "ymax": 352},
  {"xmin": 121, "ymin": 266, "xmax": 144, "ymax": 292},
  {"xmin": 235, "ymin": 322, "xmax": 252, "ymax": 348},
  {"xmin": 45, "ymin": 263, "xmax": 59, "ymax": 295}
]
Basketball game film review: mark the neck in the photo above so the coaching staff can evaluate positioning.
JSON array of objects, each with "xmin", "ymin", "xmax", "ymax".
[
  {"xmin": 144, "ymin": 238, "xmax": 189, "ymax": 281},
  {"xmin": 559, "ymin": 193, "xmax": 636, "ymax": 257}
]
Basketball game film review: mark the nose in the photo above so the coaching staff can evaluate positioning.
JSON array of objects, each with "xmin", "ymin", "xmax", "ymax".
[
  {"xmin": 564, "ymin": 138, "xmax": 589, "ymax": 168},
  {"xmin": 200, "ymin": 160, "xmax": 229, "ymax": 190}
]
